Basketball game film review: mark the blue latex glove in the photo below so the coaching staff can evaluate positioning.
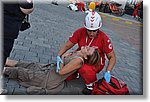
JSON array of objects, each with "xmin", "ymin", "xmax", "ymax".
[
  {"xmin": 56, "ymin": 56, "xmax": 63, "ymax": 73},
  {"xmin": 104, "ymin": 71, "xmax": 111, "ymax": 83}
]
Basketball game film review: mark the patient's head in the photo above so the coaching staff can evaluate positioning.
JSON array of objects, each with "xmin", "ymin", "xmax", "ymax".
[{"xmin": 81, "ymin": 46, "xmax": 100, "ymax": 67}]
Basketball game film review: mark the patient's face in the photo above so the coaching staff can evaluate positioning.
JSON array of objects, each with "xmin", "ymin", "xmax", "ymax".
[{"xmin": 81, "ymin": 46, "xmax": 95, "ymax": 55}]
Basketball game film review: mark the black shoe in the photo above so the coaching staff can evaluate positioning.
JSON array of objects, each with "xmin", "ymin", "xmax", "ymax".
[{"xmin": 82, "ymin": 87, "xmax": 92, "ymax": 95}]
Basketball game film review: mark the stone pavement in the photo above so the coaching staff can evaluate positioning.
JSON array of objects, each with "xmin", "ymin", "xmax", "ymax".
[{"xmin": 1, "ymin": 2, "xmax": 143, "ymax": 95}]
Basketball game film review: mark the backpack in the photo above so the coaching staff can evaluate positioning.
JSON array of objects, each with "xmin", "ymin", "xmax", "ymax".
[{"xmin": 92, "ymin": 76, "xmax": 130, "ymax": 95}]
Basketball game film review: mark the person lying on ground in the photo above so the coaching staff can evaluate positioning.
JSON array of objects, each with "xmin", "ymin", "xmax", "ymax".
[{"xmin": 3, "ymin": 46, "xmax": 100, "ymax": 95}]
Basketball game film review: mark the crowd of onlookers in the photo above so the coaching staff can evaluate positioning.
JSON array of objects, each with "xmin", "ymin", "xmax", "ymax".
[{"xmin": 67, "ymin": 0, "xmax": 143, "ymax": 21}]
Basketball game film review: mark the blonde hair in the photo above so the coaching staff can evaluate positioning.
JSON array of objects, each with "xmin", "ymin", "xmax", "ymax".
[{"xmin": 86, "ymin": 49, "xmax": 100, "ymax": 67}]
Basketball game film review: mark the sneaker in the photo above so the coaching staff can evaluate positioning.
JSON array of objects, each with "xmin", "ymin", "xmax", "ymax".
[
  {"xmin": 82, "ymin": 87, "xmax": 92, "ymax": 95},
  {"xmin": 86, "ymin": 83, "xmax": 93, "ymax": 90}
]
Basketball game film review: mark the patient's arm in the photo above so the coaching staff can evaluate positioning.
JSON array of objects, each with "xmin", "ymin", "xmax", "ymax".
[{"xmin": 5, "ymin": 59, "xmax": 18, "ymax": 67}]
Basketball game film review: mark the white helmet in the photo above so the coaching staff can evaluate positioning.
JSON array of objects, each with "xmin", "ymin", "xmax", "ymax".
[{"xmin": 84, "ymin": 11, "xmax": 102, "ymax": 30}]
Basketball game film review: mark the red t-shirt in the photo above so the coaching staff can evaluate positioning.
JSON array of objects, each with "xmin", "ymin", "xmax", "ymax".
[{"xmin": 69, "ymin": 27, "xmax": 113, "ymax": 66}]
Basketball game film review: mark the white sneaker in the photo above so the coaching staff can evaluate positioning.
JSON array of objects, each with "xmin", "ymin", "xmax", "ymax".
[{"xmin": 86, "ymin": 83, "xmax": 93, "ymax": 90}]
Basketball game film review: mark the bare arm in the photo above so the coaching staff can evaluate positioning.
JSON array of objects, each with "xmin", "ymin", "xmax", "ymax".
[
  {"xmin": 57, "ymin": 40, "xmax": 75, "ymax": 57},
  {"xmin": 106, "ymin": 50, "xmax": 116, "ymax": 72},
  {"xmin": 58, "ymin": 58, "xmax": 83, "ymax": 75},
  {"xmin": 5, "ymin": 59, "xmax": 18, "ymax": 67}
]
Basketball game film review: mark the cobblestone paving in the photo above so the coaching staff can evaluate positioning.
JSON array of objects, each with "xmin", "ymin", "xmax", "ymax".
[{"xmin": 1, "ymin": 2, "xmax": 143, "ymax": 95}]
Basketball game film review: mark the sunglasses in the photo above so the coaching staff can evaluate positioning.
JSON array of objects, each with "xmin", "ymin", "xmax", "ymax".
[{"xmin": 87, "ymin": 29, "xmax": 98, "ymax": 32}]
